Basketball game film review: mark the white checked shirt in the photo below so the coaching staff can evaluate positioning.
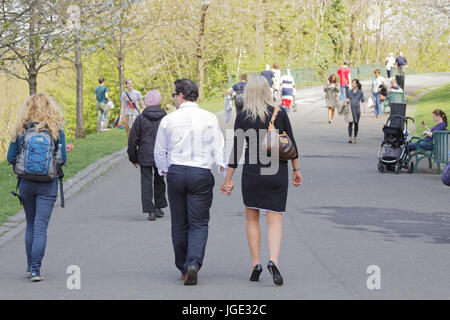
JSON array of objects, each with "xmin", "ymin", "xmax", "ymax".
[{"xmin": 154, "ymin": 102, "xmax": 226, "ymax": 175}]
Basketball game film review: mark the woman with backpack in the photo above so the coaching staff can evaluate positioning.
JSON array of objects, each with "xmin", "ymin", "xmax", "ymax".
[{"xmin": 7, "ymin": 93, "xmax": 66, "ymax": 282}]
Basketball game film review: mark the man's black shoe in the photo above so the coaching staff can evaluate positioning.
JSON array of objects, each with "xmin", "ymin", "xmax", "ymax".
[
  {"xmin": 156, "ymin": 209, "xmax": 165, "ymax": 218},
  {"xmin": 184, "ymin": 266, "xmax": 198, "ymax": 286}
]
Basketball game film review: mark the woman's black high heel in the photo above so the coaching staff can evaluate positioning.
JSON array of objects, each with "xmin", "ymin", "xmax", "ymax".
[
  {"xmin": 267, "ymin": 261, "xmax": 284, "ymax": 286},
  {"xmin": 250, "ymin": 264, "xmax": 263, "ymax": 282}
]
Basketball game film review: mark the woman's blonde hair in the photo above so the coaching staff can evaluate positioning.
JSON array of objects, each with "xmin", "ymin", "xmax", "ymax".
[
  {"xmin": 243, "ymin": 74, "xmax": 278, "ymax": 122},
  {"xmin": 12, "ymin": 93, "xmax": 64, "ymax": 142}
]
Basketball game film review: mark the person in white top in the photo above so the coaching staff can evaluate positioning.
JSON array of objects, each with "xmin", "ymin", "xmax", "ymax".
[
  {"xmin": 371, "ymin": 69, "xmax": 386, "ymax": 118},
  {"xmin": 280, "ymin": 69, "xmax": 296, "ymax": 112},
  {"xmin": 154, "ymin": 78, "xmax": 226, "ymax": 286},
  {"xmin": 272, "ymin": 63, "xmax": 282, "ymax": 93},
  {"xmin": 384, "ymin": 52, "xmax": 396, "ymax": 78}
]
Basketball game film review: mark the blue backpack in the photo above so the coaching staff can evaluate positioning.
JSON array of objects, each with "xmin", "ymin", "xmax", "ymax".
[
  {"xmin": 12, "ymin": 124, "xmax": 65, "ymax": 207},
  {"xmin": 442, "ymin": 162, "xmax": 450, "ymax": 186}
]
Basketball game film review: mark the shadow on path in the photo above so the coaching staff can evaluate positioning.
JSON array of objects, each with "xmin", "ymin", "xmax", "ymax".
[{"xmin": 302, "ymin": 206, "xmax": 450, "ymax": 245}]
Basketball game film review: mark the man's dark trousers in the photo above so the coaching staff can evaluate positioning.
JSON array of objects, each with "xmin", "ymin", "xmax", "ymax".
[
  {"xmin": 166, "ymin": 165, "xmax": 215, "ymax": 275},
  {"xmin": 140, "ymin": 166, "xmax": 168, "ymax": 214}
]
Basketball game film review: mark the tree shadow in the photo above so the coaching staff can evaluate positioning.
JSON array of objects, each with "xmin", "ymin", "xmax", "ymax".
[{"xmin": 302, "ymin": 206, "xmax": 450, "ymax": 244}]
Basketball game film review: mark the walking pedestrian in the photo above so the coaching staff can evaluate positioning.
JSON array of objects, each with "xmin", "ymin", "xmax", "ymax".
[
  {"xmin": 120, "ymin": 79, "xmax": 144, "ymax": 140},
  {"xmin": 7, "ymin": 93, "xmax": 67, "ymax": 282},
  {"xmin": 324, "ymin": 74, "xmax": 340, "ymax": 124},
  {"xmin": 346, "ymin": 79, "xmax": 365, "ymax": 144},
  {"xmin": 261, "ymin": 65, "xmax": 275, "ymax": 91},
  {"xmin": 227, "ymin": 74, "xmax": 247, "ymax": 113},
  {"xmin": 221, "ymin": 75, "xmax": 302, "ymax": 286},
  {"xmin": 396, "ymin": 52, "xmax": 408, "ymax": 75},
  {"xmin": 280, "ymin": 69, "xmax": 296, "ymax": 112},
  {"xmin": 272, "ymin": 63, "xmax": 282, "ymax": 98},
  {"xmin": 128, "ymin": 90, "xmax": 168, "ymax": 222},
  {"xmin": 384, "ymin": 52, "xmax": 395, "ymax": 78},
  {"xmin": 337, "ymin": 60, "xmax": 352, "ymax": 102},
  {"xmin": 371, "ymin": 69, "xmax": 386, "ymax": 118},
  {"xmin": 95, "ymin": 78, "xmax": 111, "ymax": 132},
  {"xmin": 154, "ymin": 79, "xmax": 226, "ymax": 286}
]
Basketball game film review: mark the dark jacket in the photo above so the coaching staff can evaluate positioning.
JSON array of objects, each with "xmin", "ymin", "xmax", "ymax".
[{"xmin": 128, "ymin": 105, "xmax": 167, "ymax": 167}]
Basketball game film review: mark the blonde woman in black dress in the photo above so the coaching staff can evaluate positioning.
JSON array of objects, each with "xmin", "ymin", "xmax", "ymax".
[{"xmin": 221, "ymin": 75, "xmax": 303, "ymax": 286}]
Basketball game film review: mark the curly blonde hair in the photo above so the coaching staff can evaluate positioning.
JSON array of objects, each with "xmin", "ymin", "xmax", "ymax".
[{"xmin": 12, "ymin": 93, "xmax": 64, "ymax": 142}]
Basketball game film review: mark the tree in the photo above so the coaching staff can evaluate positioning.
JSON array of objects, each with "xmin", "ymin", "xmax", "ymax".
[{"xmin": 1, "ymin": 0, "xmax": 71, "ymax": 95}]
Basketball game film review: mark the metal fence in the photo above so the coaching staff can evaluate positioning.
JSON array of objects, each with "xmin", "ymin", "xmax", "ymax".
[{"xmin": 228, "ymin": 64, "xmax": 416, "ymax": 87}]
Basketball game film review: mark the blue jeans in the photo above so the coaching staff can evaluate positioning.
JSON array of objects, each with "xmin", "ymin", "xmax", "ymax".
[
  {"xmin": 340, "ymin": 86, "xmax": 349, "ymax": 101},
  {"xmin": 408, "ymin": 141, "xmax": 433, "ymax": 152},
  {"xmin": 19, "ymin": 178, "xmax": 58, "ymax": 274},
  {"xmin": 166, "ymin": 165, "xmax": 214, "ymax": 274},
  {"xmin": 373, "ymin": 92, "xmax": 382, "ymax": 116}
]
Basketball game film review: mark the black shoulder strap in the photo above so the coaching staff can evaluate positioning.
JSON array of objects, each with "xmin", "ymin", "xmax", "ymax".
[
  {"xmin": 59, "ymin": 176, "xmax": 65, "ymax": 208},
  {"xmin": 11, "ymin": 177, "xmax": 23, "ymax": 205},
  {"xmin": 126, "ymin": 91, "xmax": 141, "ymax": 114}
]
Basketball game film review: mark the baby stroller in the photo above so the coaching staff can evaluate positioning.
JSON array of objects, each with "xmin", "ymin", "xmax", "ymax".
[{"xmin": 377, "ymin": 115, "xmax": 415, "ymax": 174}]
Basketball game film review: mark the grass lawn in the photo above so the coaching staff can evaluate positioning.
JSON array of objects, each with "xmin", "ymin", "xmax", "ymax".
[
  {"xmin": 413, "ymin": 84, "xmax": 450, "ymax": 136},
  {"xmin": 0, "ymin": 129, "xmax": 127, "ymax": 225},
  {"xmin": 199, "ymin": 97, "xmax": 224, "ymax": 114}
]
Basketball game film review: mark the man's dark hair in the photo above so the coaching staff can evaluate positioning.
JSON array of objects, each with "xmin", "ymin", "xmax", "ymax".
[
  {"xmin": 241, "ymin": 74, "xmax": 248, "ymax": 81},
  {"xmin": 99, "ymin": 78, "xmax": 105, "ymax": 84},
  {"xmin": 174, "ymin": 79, "xmax": 199, "ymax": 102}
]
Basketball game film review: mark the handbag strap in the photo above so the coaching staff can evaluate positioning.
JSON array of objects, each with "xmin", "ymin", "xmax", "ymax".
[{"xmin": 268, "ymin": 106, "xmax": 280, "ymax": 132}]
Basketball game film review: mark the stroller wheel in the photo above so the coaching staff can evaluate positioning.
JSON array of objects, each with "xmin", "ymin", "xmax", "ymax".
[
  {"xmin": 378, "ymin": 161, "xmax": 385, "ymax": 173},
  {"xmin": 408, "ymin": 161, "xmax": 414, "ymax": 174},
  {"xmin": 395, "ymin": 163, "xmax": 401, "ymax": 174}
]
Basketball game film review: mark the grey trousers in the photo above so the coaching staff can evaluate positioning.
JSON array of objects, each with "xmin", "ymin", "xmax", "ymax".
[{"xmin": 140, "ymin": 166, "xmax": 168, "ymax": 214}]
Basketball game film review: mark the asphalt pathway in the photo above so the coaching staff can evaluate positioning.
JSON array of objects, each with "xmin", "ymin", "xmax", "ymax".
[{"xmin": 0, "ymin": 73, "xmax": 449, "ymax": 300}]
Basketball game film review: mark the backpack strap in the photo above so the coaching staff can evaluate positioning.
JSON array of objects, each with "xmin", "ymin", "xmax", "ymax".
[
  {"xmin": 57, "ymin": 165, "xmax": 65, "ymax": 208},
  {"xmin": 59, "ymin": 176, "xmax": 65, "ymax": 208},
  {"xmin": 11, "ymin": 177, "xmax": 23, "ymax": 205}
]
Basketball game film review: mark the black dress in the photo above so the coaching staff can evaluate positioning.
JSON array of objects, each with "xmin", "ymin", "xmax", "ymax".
[{"xmin": 229, "ymin": 106, "xmax": 299, "ymax": 213}]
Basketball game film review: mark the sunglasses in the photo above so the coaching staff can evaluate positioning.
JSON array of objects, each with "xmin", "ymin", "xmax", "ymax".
[{"xmin": 172, "ymin": 92, "xmax": 179, "ymax": 98}]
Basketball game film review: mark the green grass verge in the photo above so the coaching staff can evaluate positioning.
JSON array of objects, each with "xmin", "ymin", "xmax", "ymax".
[
  {"xmin": 199, "ymin": 97, "xmax": 224, "ymax": 114},
  {"xmin": 0, "ymin": 129, "xmax": 127, "ymax": 225},
  {"xmin": 413, "ymin": 84, "xmax": 450, "ymax": 136}
]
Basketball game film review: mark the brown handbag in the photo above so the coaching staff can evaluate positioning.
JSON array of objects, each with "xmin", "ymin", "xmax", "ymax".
[{"xmin": 263, "ymin": 107, "xmax": 298, "ymax": 160}]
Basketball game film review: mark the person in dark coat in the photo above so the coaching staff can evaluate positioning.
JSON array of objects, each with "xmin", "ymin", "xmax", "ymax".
[
  {"xmin": 128, "ymin": 90, "xmax": 168, "ymax": 221},
  {"xmin": 346, "ymin": 79, "xmax": 365, "ymax": 144}
]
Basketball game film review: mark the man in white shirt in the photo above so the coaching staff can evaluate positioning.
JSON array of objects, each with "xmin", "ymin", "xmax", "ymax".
[
  {"xmin": 154, "ymin": 79, "xmax": 226, "ymax": 286},
  {"xmin": 384, "ymin": 52, "xmax": 395, "ymax": 78}
]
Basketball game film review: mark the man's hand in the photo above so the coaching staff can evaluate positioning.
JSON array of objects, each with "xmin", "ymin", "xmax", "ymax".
[{"xmin": 132, "ymin": 163, "xmax": 139, "ymax": 168}]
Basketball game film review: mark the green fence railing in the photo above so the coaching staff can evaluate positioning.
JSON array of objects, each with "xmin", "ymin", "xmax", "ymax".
[{"xmin": 228, "ymin": 64, "xmax": 416, "ymax": 88}]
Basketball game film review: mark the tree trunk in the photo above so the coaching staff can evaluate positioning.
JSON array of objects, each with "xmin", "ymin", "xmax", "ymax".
[
  {"xmin": 348, "ymin": 13, "xmax": 357, "ymax": 61},
  {"xmin": 255, "ymin": 1, "xmax": 265, "ymax": 64},
  {"xmin": 28, "ymin": 3, "xmax": 37, "ymax": 96},
  {"xmin": 28, "ymin": 60, "xmax": 37, "ymax": 96},
  {"xmin": 75, "ymin": 40, "xmax": 86, "ymax": 139},
  {"xmin": 196, "ymin": 1, "xmax": 210, "ymax": 102},
  {"xmin": 118, "ymin": 32, "xmax": 125, "ymax": 97}
]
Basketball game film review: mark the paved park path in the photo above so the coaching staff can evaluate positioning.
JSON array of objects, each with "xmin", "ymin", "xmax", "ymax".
[{"xmin": 0, "ymin": 73, "xmax": 449, "ymax": 300}]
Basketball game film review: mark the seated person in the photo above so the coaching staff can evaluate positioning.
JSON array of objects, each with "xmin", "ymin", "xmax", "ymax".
[
  {"xmin": 389, "ymin": 79, "xmax": 403, "ymax": 93},
  {"xmin": 409, "ymin": 109, "xmax": 448, "ymax": 152},
  {"xmin": 379, "ymin": 84, "xmax": 388, "ymax": 101}
]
